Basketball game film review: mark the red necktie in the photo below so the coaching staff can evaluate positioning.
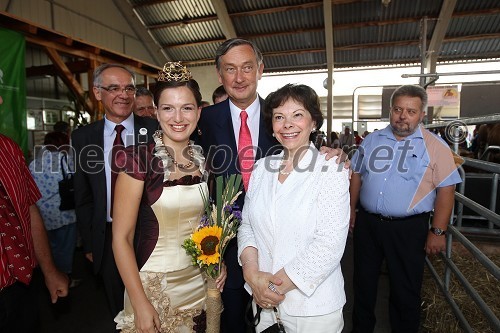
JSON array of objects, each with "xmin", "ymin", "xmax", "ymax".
[
  {"xmin": 0, "ymin": 182, "xmax": 32, "ymax": 285},
  {"xmin": 110, "ymin": 124, "xmax": 125, "ymax": 217},
  {"xmin": 238, "ymin": 111, "xmax": 254, "ymax": 191}
]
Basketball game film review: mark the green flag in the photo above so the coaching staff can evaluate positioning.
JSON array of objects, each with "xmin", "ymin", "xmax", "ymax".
[{"xmin": 0, "ymin": 28, "xmax": 27, "ymax": 154}]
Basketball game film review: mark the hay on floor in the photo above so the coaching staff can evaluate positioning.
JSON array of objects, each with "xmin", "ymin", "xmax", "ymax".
[{"xmin": 421, "ymin": 251, "xmax": 500, "ymax": 333}]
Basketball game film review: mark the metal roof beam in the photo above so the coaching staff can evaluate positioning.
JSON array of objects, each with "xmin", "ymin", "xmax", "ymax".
[
  {"xmin": 132, "ymin": 0, "xmax": 177, "ymax": 9},
  {"xmin": 210, "ymin": 0, "xmax": 237, "ymax": 39},
  {"xmin": 149, "ymin": 8, "xmax": 499, "ymax": 53},
  {"xmin": 183, "ymin": 32, "xmax": 500, "ymax": 68},
  {"xmin": 324, "ymin": 0, "xmax": 335, "ymax": 144},
  {"xmin": 426, "ymin": 0, "xmax": 457, "ymax": 74},
  {"xmin": 112, "ymin": 0, "xmax": 169, "ymax": 64}
]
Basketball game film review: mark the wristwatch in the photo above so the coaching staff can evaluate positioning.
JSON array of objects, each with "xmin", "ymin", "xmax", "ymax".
[{"xmin": 430, "ymin": 227, "xmax": 446, "ymax": 236}]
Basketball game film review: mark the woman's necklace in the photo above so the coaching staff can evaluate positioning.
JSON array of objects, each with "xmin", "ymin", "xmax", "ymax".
[
  {"xmin": 161, "ymin": 133, "xmax": 194, "ymax": 169},
  {"xmin": 279, "ymin": 159, "xmax": 292, "ymax": 175},
  {"xmin": 165, "ymin": 143, "xmax": 194, "ymax": 169}
]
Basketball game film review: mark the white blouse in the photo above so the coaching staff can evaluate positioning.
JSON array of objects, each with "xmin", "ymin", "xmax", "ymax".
[{"xmin": 238, "ymin": 144, "xmax": 350, "ymax": 316}]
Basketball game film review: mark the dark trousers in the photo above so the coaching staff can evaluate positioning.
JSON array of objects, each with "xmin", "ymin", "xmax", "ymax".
[
  {"xmin": 221, "ymin": 239, "xmax": 252, "ymax": 333},
  {"xmin": 352, "ymin": 208, "xmax": 430, "ymax": 333},
  {"xmin": 221, "ymin": 286, "xmax": 252, "ymax": 333},
  {"xmin": 100, "ymin": 223, "xmax": 125, "ymax": 319},
  {"xmin": 0, "ymin": 268, "xmax": 41, "ymax": 333}
]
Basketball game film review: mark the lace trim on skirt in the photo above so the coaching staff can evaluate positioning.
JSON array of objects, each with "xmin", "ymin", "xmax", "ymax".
[{"xmin": 116, "ymin": 272, "xmax": 205, "ymax": 332}]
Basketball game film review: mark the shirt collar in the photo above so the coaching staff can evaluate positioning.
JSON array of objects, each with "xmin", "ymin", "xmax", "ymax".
[
  {"xmin": 229, "ymin": 96, "xmax": 260, "ymax": 121},
  {"xmin": 379, "ymin": 124, "xmax": 424, "ymax": 141},
  {"xmin": 104, "ymin": 113, "xmax": 134, "ymax": 137}
]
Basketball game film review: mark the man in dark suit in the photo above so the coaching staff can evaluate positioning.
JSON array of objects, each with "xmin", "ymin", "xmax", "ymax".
[
  {"xmin": 72, "ymin": 63, "xmax": 157, "ymax": 319},
  {"xmin": 197, "ymin": 38, "xmax": 347, "ymax": 333},
  {"xmin": 196, "ymin": 38, "xmax": 276, "ymax": 333}
]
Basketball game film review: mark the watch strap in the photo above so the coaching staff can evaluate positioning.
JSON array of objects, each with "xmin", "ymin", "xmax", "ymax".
[{"xmin": 430, "ymin": 227, "xmax": 446, "ymax": 236}]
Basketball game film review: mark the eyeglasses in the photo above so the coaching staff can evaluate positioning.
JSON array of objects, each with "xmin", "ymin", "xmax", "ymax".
[{"xmin": 98, "ymin": 85, "xmax": 137, "ymax": 95}]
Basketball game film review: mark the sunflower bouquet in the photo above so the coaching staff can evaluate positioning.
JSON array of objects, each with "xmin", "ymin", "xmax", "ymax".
[{"xmin": 182, "ymin": 174, "xmax": 243, "ymax": 333}]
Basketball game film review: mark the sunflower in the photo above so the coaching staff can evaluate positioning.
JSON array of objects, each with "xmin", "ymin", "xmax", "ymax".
[{"xmin": 191, "ymin": 225, "xmax": 222, "ymax": 265}]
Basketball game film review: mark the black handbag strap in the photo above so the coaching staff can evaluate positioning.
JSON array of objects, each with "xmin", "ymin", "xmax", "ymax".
[
  {"xmin": 246, "ymin": 298, "xmax": 286, "ymax": 333},
  {"xmin": 60, "ymin": 154, "xmax": 70, "ymax": 179},
  {"xmin": 245, "ymin": 297, "xmax": 262, "ymax": 327}
]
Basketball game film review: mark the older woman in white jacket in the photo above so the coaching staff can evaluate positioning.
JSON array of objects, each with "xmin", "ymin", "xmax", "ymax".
[{"xmin": 238, "ymin": 84, "xmax": 350, "ymax": 333}]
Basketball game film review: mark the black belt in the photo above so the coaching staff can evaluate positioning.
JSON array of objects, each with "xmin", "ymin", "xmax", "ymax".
[{"xmin": 364, "ymin": 209, "xmax": 430, "ymax": 222}]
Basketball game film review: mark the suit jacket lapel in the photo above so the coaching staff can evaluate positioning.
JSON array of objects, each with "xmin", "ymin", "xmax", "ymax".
[
  {"xmin": 134, "ymin": 114, "xmax": 148, "ymax": 144},
  {"xmin": 92, "ymin": 120, "xmax": 106, "ymax": 197},
  {"xmin": 216, "ymin": 102, "xmax": 237, "ymax": 150},
  {"xmin": 94, "ymin": 119, "xmax": 105, "ymax": 149}
]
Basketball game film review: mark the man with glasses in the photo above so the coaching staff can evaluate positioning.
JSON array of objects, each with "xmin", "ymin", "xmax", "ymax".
[
  {"xmin": 71, "ymin": 63, "xmax": 157, "ymax": 319},
  {"xmin": 134, "ymin": 86, "xmax": 156, "ymax": 118}
]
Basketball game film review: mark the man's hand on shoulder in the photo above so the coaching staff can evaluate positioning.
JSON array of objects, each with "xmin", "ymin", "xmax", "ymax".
[{"xmin": 319, "ymin": 146, "xmax": 350, "ymax": 169}]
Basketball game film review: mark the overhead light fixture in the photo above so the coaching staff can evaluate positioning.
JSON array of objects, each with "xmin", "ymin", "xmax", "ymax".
[{"xmin": 382, "ymin": 0, "xmax": 391, "ymax": 7}]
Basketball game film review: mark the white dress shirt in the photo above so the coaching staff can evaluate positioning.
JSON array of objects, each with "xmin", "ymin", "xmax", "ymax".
[
  {"xmin": 104, "ymin": 113, "xmax": 135, "ymax": 222},
  {"xmin": 238, "ymin": 144, "xmax": 350, "ymax": 316},
  {"xmin": 229, "ymin": 97, "xmax": 260, "ymax": 151}
]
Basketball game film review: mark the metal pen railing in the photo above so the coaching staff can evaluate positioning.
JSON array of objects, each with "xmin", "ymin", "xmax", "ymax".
[{"xmin": 424, "ymin": 118, "xmax": 500, "ymax": 332}]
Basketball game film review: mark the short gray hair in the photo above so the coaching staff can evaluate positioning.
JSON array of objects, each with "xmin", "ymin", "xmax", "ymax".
[
  {"xmin": 93, "ymin": 63, "xmax": 135, "ymax": 87},
  {"xmin": 390, "ymin": 85, "xmax": 428, "ymax": 110},
  {"xmin": 215, "ymin": 38, "xmax": 263, "ymax": 71}
]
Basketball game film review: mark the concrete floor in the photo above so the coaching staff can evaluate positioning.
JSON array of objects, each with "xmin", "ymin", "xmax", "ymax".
[
  {"xmin": 38, "ymin": 236, "xmax": 391, "ymax": 333},
  {"xmin": 38, "ymin": 248, "xmax": 116, "ymax": 333}
]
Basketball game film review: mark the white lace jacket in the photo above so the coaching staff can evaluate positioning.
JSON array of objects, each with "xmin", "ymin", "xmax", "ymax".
[{"xmin": 237, "ymin": 144, "xmax": 350, "ymax": 316}]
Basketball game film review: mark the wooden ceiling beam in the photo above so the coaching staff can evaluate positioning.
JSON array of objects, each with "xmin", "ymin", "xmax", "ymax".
[
  {"xmin": 44, "ymin": 47, "xmax": 94, "ymax": 114},
  {"xmin": 25, "ymin": 35, "xmax": 159, "ymax": 77},
  {"xmin": 0, "ymin": 11, "xmax": 160, "ymax": 78},
  {"xmin": 26, "ymin": 60, "xmax": 90, "ymax": 77},
  {"xmin": 148, "ymin": 15, "xmax": 217, "ymax": 30}
]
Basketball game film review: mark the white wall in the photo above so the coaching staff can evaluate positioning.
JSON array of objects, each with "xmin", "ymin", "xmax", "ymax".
[{"xmin": 191, "ymin": 65, "xmax": 220, "ymax": 105}]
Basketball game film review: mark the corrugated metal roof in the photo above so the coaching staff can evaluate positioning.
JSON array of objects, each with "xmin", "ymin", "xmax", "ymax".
[{"xmin": 130, "ymin": 0, "xmax": 500, "ymax": 72}]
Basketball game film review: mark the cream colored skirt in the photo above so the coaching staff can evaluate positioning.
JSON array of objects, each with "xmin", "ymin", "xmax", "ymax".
[{"xmin": 115, "ymin": 265, "xmax": 206, "ymax": 333}]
